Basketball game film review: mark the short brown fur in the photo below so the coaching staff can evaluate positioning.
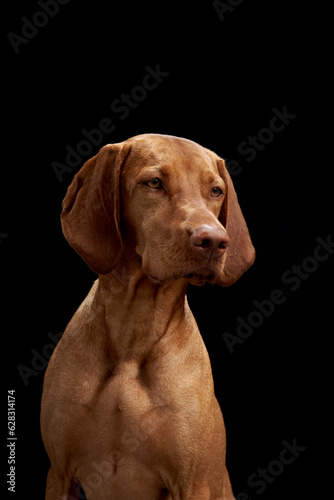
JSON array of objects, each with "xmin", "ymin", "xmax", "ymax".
[{"xmin": 41, "ymin": 134, "xmax": 255, "ymax": 499}]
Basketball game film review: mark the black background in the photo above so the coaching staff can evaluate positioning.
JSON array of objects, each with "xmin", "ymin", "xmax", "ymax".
[{"xmin": 2, "ymin": 1, "xmax": 332, "ymax": 498}]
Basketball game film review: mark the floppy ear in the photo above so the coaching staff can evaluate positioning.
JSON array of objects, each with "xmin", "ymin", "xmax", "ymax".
[
  {"xmin": 61, "ymin": 143, "xmax": 130, "ymax": 275},
  {"xmin": 217, "ymin": 158, "xmax": 255, "ymax": 286}
]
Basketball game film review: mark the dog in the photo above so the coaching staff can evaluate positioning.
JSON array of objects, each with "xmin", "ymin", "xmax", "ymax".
[{"xmin": 41, "ymin": 133, "xmax": 255, "ymax": 499}]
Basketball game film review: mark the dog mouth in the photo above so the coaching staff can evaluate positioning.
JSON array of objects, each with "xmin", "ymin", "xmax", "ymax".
[
  {"xmin": 146, "ymin": 270, "xmax": 217, "ymax": 286},
  {"xmin": 184, "ymin": 272, "xmax": 216, "ymax": 286},
  {"xmin": 146, "ymin": 273, "xmax": 165, "ymax": 285}
]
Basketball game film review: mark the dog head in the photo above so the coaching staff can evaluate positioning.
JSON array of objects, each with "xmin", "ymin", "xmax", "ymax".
[{"xmin": 61, "ymin": 134, "xmax": 255, "ymax": 286}]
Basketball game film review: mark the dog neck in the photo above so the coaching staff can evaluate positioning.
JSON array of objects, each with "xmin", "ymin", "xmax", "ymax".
[{"xmin": 94, "ymin": 263, "xmax": 189, "ymax": 364}]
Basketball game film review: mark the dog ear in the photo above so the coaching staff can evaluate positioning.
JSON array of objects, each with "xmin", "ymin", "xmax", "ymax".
[
  {"xmin": 217, "ymin": 158, "xmax": 255, "ymax": 286},
  {"xmin": 61, "ymin": 143, "xmax": 130, "ymax": 275}
]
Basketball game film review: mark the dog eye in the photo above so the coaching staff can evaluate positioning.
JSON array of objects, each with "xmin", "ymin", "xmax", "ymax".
[
  {"xmin": 146, "ymin": 178, "xmax": 162, "ymax": 189},
  {"xmin": 211, "ymin": 187, "xmax": 223, "ymax": 197}
]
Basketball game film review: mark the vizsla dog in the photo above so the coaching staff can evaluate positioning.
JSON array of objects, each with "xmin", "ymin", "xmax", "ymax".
[{"xmin": 41, "ymin": 133, "xmax": 255, "ymax": 499}]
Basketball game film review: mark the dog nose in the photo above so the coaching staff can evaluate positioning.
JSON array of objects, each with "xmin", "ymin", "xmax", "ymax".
[{"xmin": 190, "ymin": 225, "xmax": 230, "ymax": 260}]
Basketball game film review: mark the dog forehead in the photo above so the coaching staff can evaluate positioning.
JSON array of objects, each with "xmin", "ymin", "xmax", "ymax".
[{"xmin": 123, "ymin": 134, "xmax": 217, "ymax": 176}]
